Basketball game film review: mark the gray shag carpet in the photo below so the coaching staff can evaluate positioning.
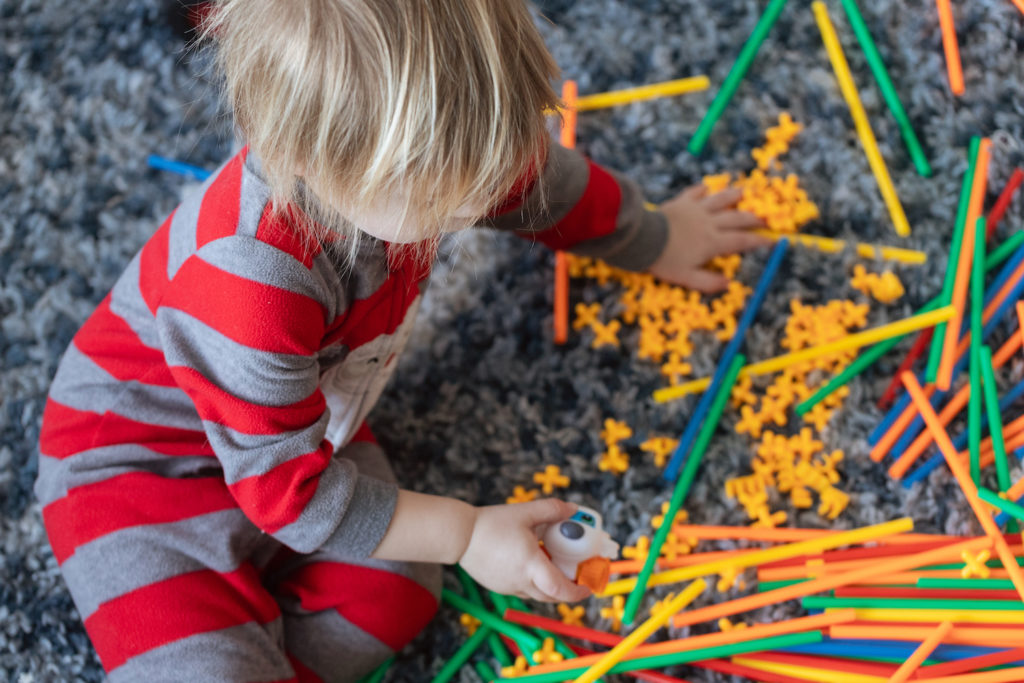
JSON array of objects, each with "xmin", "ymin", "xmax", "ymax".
[{"xmin": 3, "ymin": 1, "xmax": 1024, "ymax": 681}]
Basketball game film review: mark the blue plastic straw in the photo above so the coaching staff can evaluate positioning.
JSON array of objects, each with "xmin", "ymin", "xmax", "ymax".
[
  {"xmin": 147, "ymin": 154, "xmax": 212, "ymax": 181},
  {"xmin": 663, "ymin": 239, "xmax": 788, "ymax": 481},
  {"xmin": 780, "ymin": 639, "xmax": 1024, "ymax": 665}
]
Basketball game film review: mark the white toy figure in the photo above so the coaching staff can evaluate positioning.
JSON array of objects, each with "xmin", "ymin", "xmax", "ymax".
[{"xmin": 541, "ymin": 506, "xmax": 620, "ymax": 592}]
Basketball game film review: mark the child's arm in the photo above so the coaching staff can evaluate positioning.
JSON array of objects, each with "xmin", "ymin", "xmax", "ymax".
[
  {"xmin": 481, "ymin": 141, "xmax": 767, "ymax": 292},
  {"xmin": 372, "ymin": 491, "xmax": 591, "ymax": 603}
]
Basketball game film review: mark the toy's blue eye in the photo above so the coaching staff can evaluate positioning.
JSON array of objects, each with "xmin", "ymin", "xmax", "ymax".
[{"xmin": 571, "ymin": 511, "xmax": 596, "ymax": 527}]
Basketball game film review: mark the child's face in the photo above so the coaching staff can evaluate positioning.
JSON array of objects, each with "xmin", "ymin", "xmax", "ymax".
[{"xmin": 347, "ymin": 196, "xmax": 486, "ymax": 244}]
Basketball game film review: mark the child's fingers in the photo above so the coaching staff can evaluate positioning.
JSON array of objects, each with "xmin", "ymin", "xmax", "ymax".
[
  {"xmin": 717, "ymin": 230, "xmax": 773, "ymax": 254},
  {"xmin": 529, "ymin": 559, "xmax": 592, "ymax": 603},
  {"xmin": 700, "ymin": 186, "xmax": 744, "ymax": 211},
  {"xmin": 678, "ymin": 184, "xmax": 707, "ymax": 201},
  {"xmin": 659, "ymin": 268, "xmax": 730, "ymax": 293},
  {"xmin": 513, "ymin": 497, "xmax": 576, "ymax": 529},
  {"xmin": 713, "ymin": 210, "xmax": 764, "ymax": 231}
]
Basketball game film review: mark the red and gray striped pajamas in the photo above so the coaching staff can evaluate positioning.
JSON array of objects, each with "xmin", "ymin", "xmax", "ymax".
[{"xmin": 37, "ymin": 142, "xmax": 666, "ymax": 681}]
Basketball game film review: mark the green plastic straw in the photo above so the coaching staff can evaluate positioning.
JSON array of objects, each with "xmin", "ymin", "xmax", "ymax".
[
  {"xmin": 455, "ymin": 567, "xmax": 514, "ymax": 667},
  {"xmin": 969, "ymin": 217, "xmax": 986, "ymax": 486},
  {"xmin": 431, "ymin": 626, "xmax": 493, "ymax": 683},
  {"xmin": 803, "ymin": 595, "xmax": 1024, "ymax": 611},
  {"xmin": 495, "ymin": 631, "xmax": 821, "ymax": 683},
  {"xmin": 442, "ymin": 589, "xmax": 543, "ymax": 653},
  {"xmin": 688, "ymin": 0, "xmax": 789, "ymax": 155},
  {"xmin": 980, "ymin": 345, "xmax": 1012, "ymax": 492},
  {"xmin": 978, "ymin": 487, "xmax": 1024, "ymax": 523},
  {"xmin": 486, "ymin": 591, "xmax": 540, "ymax": 664},
  {"xmin": 504, "ymin": 596, "xmax": 577, "ymax": 663},
  {"xmin": 839, "ymin": 0, "xmax": 931, "ymax": 176},
  {"xmin": 926, "ymin": 137, "xmax": 980, "ymax": 381},
  {"xmin": 622, "ymin": 354, "xmax": 746, "ymax": 625},
  {"xmin": 917, "ymin": 577, "xmax": 1017, "ymax": 590},
  {"xmin": 357, "ymin": 656, "xmax": 394, "ymax": 683},
  {"xmin": 474, "ymin": 661, "xmax": 498, "ymax": 682},
  {"xmin": 986, "ymin": 230, "xmax": 1024, "ymax": 270},
  {"xmin": 757, "ymin": 579, "xmax": 810, "ymax": 592},
  {"xmin": 797, "ymin": 228, "xmax": 1024, "ymax": 414}
]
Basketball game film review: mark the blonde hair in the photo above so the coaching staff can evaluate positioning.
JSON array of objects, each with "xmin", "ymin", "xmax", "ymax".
[{"xmin": 203, "ymin": 0, "xmax": 561, "ymax": 257}]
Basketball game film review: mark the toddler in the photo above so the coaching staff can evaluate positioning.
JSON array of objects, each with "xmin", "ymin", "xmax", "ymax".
[{"xmin": 36, "ymin": 1, "xmax": 766, "ymax": 680}]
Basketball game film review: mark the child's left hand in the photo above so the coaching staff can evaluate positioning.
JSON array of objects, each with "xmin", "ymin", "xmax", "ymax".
[{"xmin": 648, "ymin": 185, "xmax": 771, "ymax": 292}]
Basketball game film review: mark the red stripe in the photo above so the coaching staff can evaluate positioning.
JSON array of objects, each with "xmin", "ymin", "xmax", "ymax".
[
  {"xmin": 42, "ymin": 471, "xmax": 237, "ymax": 564},
  {"xmin": 38, "ymin": 399, "xmax": 211, "ymax": 460},
  {"xmin": 227, "ymin": 441, "xmax": 334, "ymax": 533},
  {"xmin": 170, "ymin": 366, "xmax": 325, "ymax": 436},
  {"xmin": 85, "ymin": 564, "xmax": 279, "ymax": 672},
  {"xmin": 324, "ymin": 270, "xmax": 421, "ymax": 349},
  {"xmin": 350, "ymin": 422, "xmax": 376, "ymax": 444},
  {"xmin": 196, "ymin": 152, "xmax": 244, "ymax": 249},
  {"xmin": 486, "ymin": 152, "xmax": 544, "ymax": 217},
  {"xmin": 277, "ymin": 562, "xmax": 437, "ymax": 651},
  {"xmin": 286, "ymin": 654, "xmax": 325, "ymax": 683},
  {"xmin": 74, "ymin": 296, "xmax": 176, "ymax": 386},
  {"xmin": 256, "ymin": 204, "xmax": 321, "ymax": 269},
  {"xmin": 139, "ymin": 213, "xmax": 174, "ymax": 314},
  {"xmin": 161, "ymin": 256, "xmax": 326, "ymax": 355},
  {"xmin": 526, "ymin": 160, "xmax": 620, "ymax": 251}
]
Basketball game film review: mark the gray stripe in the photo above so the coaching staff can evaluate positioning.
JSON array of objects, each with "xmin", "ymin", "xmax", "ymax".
[
  {"xmin": 166, "ymin": 184, "xmax": 203, "ymax": 282},
  {"xmin": 271, "ymin": 457, "xmax": 360, "ymax": 553},
  {"xmin": 196, "ymin": 234, "xmax": 334, "ymax": 307},
  {"xmin": 309, "ymin": 473, "xmax": 398, "ymax": 559},
  {"xmin": 203, "ymin": 412, "xmax": 329, "ymax": 486},
  {"xmin": 280, "ymin": 604, "xmax": 394, "ymax": 682},
  {"xmin": 48, "ymin": 342, "xmax": 203, "ymax": 430},
  {"xmin": 63, "ymin": 507, "xmax": 263, "ymax": 620},
  {"xmin": 569, "ymin": 177, "xmax": 669, "ymax": 271},
  {"xmin": 108, "ymin": 252, "xmax": 162, "ymax": 350},
  {"xmin": 479, "ymin": 141, "xmax": 589, "ymax": 234},
  {"xmin": 35, "ymin": 448, "xmax": 220, "ymax": 506},
  {"xmin": 236, "ymin": 161, "xmax": 271, "ymax": 239},
  {"xmin": 107, "ymin": 620, "xmax": 293, "ymax": 683},
  {"xmin": 157, "ymin": 306, "xmax": 320, "ymax": 407}
]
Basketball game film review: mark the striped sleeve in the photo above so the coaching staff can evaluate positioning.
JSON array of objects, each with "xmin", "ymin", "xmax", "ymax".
[
  {"xmin": 480, "ymin": 140, "xmax": 668, "ymax": 271},
  {"xmin": 154, "ymin": 234, "xmax": 397, "ymax": 557}
]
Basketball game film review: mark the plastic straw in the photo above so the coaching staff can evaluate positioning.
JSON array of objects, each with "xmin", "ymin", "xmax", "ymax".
[
  {"xmin": 440, "ymin": 589, "xmax": 542, "ymax": 652},
  {"xmin": 877, "ymin": 328, "xmax": 934, "ymax": 410},
  {"xmin": 900, "ymin": 372, "xmax": 1024, "ymax": 600},
  {"xmin": 553, "ymin": 80, "xmax": 577, "ymax": 346},
  {"xmin": 813, "ymin": 1, "xmax": 910, "ymax": 236},
  {"xmin": 927, "ymin": 137, "xmax": 980, "ymax": 381},
  {"xmin": 688, "ymin": 0, "xmax": 789, "ymax": 155},
  {"xmin": 147, "ymin": 154, "xmax": 212, "ymax": 181},
  {"xmin": 804, "ymin": 596, "xmax": 1024, "ymax": 611},
  {"xmin": 986, "ymin": 169, "xmax": 1024, "ymax": 240},
  {"xmin": 732, "ymin": 656, "xmax": 887, "ymax": 683},
  {"xmin": 979, "ymin": 488, "xmax": 1024, "ymax": 523},
  {"xmin": 575, "ymin": 76, "xmax": 710, "ymax": 111},
  {"xmin": 839, "ymin": 0, "xmax": 931, "ymax": 177},
  {"xmin": 937, "ymin": 139, "xmax": 992, "ymax": 389},
  {"xmin": 626, "ymin": 355, "xmax": 745, "ymax": 623},
  {"xmin": 754, "ymin": 229, "xmax": 927, "ymax": 264},
  {"xmin": 981, "ymin": 346, "xmax": 1012, "ymax": 492},
  {"xmin": 430, "ymin": 626, "xmax": 492, "ymax": 683},
  {"xmin": 656, "ymin": 306, "xmax": 953, "ymax": 403},
  {"xmin": 935, "ymin": 0, "xmax": 965, "ymax": 95},
  {"xmin": 969, "ymin": 218, "xmax": 987, "ymax": 485},
  {"xmin": 662, "ymin": 238, "xmax": 787, "ymax": 480},
  {"xmin": 913, "ymin": 646, "xmax": 1024, "ymax": 679},
  {"xmin": 670, "ymin": 536, "xmax": 990, "ymax": 629},
  {"xmin": 831, "ymin": 624, "xmax": 1024, "ymax": 648},
  {"xmin": 669, "ymin": 525, "xmax": 952, "ymax": 545}
]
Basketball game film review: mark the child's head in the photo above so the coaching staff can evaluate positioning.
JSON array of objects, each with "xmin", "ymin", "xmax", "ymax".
[{"xmin": 204, "ymin": 0, "xmax": 561, "ymax": 252}]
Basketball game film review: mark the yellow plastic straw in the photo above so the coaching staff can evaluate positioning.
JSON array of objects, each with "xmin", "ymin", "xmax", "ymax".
[
  {"xmin": 733, "ymin": 656, "xmax": 887, "ymax": 683},
  {"xmin": 812, "ymin": 1, "xmax": 910, "ymax": 237},
  {"xmin": 843, "ymin": 607, "xmax": 1024, "ymax": 624},
  {"xmin": 654, "ymin": 307, "xmax": 954, "ymax": 403},
  {"xmin": 755, "ymin": 230, "xmax": 927, "ymax": 264},
  {"xmin": 574, "ymin": 76, "xmax": 711, "ymax": 111},
  {"xmin": 574, "ymin": 579, "xmax": 706, "ymax": 683},
  {"xmin": 599, "ymin": 518, "xmax": 913, "ymax": 596}
]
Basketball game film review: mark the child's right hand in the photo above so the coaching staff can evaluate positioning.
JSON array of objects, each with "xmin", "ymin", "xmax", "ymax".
[{"xmin": 458, "ymin": 498, "xmax": 592, "ymax": 603}]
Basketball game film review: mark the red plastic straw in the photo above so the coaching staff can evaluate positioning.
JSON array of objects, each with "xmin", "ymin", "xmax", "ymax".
[
  {"xmin": 878, "ymin": 327, "xmax": 935, "ymax": 409},
  {"xmin": 986, "ymin": 169, "xmax": 1024, "ymax": 240},
  {"xmin": 835, "ymin": 586, "xmax": 1023, "ymax": 600},
  {"xmin": 914, "ymin": 646, "xmax": 1024, "ymax": 679}
]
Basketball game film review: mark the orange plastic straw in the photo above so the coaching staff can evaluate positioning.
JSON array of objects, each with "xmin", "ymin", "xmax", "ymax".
[
  {"xmin": 830, "ymin": 624, "xmax": 1024, "ymax": 648},
  {"xmin": 610, "ymin": 550, "xmax": 740, "ymax": 575},
  {"xmin": 888, "ymin": 621, "xmax": 953, "ymax": 683},
  {"xmin": 1007, "ymin": 476, "xmax": 1024, "ymax": 502},
  {"xmin": 935, "ymin": 0, "xmax": 965, "ymax": 95},
  {"xmin": 870, "ymin": 385, "xmax": 936, "ymax": 462},
  {"xmin": 506, "ymin": 610, "xmax": 856, "ymax": 676},
  {"xmin": 901, "ymin": 372, "xmax": 1024, "ymax": 600},
  {"xmin": 888, "ymin": 334, "xmax": 1022, "ymax": 479},
  {"xmin": 669, "ymin": 525, "xmax": 954, "ymax": 545},
  {"xmin": 553, "ymin": 80, "xmax": 577, "ymax": 346},
  {"xmin": 937, "ymin": 139, "xmax": 992, "ymax": 389},
  {"xmin": 670, "ymin": 536, "xmax": 990, "ymax": 628},
  {"xmin": 1011, "ymin": 0, "xmax": 1024, "ymax": 16}
]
